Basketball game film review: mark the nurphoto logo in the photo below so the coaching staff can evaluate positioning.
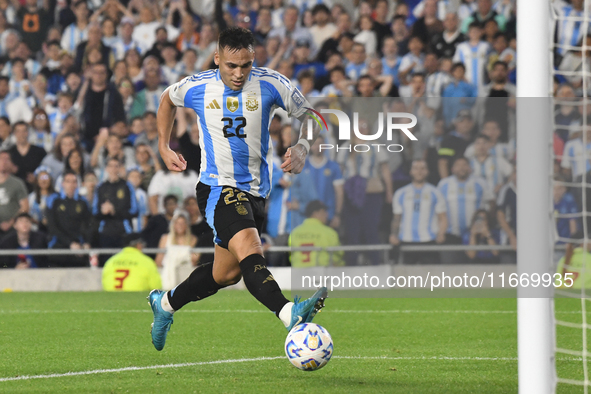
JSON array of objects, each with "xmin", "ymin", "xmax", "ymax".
[{"xmin": 305, "ymin": 108, "xmax": 418, "ymax": 153}]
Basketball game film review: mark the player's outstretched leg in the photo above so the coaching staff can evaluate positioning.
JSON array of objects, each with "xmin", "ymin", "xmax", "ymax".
[
  {"xmin": 148, "ymin": 262, "xmax": 224, "ymax": 351},
  {"xmin": 238, "ymin": 250, "xmax": 328, "ymax": 331}
]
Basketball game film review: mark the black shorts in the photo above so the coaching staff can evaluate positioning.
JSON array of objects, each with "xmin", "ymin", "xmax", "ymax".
[{"xmin": 196, "ymin": 182, "xmax": 266, "ymax": 249}]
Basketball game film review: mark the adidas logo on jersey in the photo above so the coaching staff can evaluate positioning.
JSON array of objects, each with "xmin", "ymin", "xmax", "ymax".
[{"xmin": 206, "ymin": 99, "xmax": 221, "ymax": 109}]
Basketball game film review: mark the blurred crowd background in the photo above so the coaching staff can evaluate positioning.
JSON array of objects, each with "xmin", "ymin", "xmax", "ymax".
[{"xmin": 0, "ymin": 0, "xmax": 586, "ymax": 269}]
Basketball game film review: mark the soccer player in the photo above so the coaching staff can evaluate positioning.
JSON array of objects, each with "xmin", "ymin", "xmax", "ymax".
[{"xmin": 148, "ymin": 27, "xmax": 327, "ymax": 351}]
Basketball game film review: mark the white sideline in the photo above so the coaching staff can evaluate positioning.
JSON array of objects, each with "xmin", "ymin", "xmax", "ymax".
[
  {"xmin": 0, "ymin": 355, "xmax": 519, "ymax": 383},
  {"xmin": 0, "ymin": 309, "xmax": 587, "ymax": 314}
]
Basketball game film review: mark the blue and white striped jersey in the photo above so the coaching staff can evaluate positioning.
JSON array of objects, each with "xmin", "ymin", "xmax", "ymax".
[
  {"xmin": 438, "ymin": 175, "xmax": 493, "ymax": 236},
  {"xmin": 393, "ymin": 182, "xmax": 447, "ymax": 243},
  {"xmin": 453, "ymin": 41, "xmax": 491, "ymax": 96},
  {"xmin": 469, "ymin": 155, "xmax": 513, "ymax": 192},
  {"xmin": 555, "ymin": 3, "xmax": 590, "ymax": 56},
  {"xmin": 168, "ymin": 67, "xmax": 310, "ymax": 198},
  {"xmin": 561, "ymin": 137, "xmax": 591, "ymax": 180}
]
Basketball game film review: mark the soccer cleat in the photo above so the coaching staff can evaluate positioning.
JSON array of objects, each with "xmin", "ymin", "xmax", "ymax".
[
  {"xmin": 147, "ymin": 289, "xmax": 173, "ymax": 351},
  {"xmin": 287, "ymin": 286, "xmax": 328, "ymax": 332}
]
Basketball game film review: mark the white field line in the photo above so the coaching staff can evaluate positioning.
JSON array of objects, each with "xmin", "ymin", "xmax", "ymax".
[
  {"xmin": 0, "ymin": 355, "xmax": 523, "ymax": 383},
  {"xmin": 0, "ymin": 309, "xmax": 587, "ymax": 314}
]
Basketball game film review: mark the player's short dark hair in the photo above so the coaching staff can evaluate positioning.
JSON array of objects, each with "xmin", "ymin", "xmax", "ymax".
[
  {"xmin": 305, "ymin": 200, "xmax": 327, "ymax": 218},
  {"xmin": 163, "ymin": 194, "xmax": 178, "ymax": 205},
  {"xmin": 218, "ymin": 27, "xmax": 255, "ymax": 54}
]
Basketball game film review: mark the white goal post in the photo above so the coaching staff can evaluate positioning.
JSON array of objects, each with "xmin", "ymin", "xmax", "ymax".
[{"xmin": 516, "ymin": 0, "xmax": 555, "ymax": 393}]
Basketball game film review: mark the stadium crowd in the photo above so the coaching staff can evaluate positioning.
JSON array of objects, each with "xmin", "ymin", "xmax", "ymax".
[{"xmin": 0, "ymin": 0, "xmax": 586, "ymax": 269}]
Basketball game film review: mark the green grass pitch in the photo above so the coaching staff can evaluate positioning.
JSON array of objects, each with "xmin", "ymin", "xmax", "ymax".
[{"xmin": 0, "ymin": 291, "xmax": 586, "ymax": 393}]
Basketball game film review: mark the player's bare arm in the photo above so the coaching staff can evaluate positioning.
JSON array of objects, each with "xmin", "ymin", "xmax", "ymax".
[{"xmin": 157, "ymin": 89, "xmax": 187, "ymax": 172}]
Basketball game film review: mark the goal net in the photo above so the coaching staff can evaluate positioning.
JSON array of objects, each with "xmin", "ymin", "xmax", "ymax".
[{"xmin": 552, "ymin": 0, "xmax": 591, "ymax": 390}]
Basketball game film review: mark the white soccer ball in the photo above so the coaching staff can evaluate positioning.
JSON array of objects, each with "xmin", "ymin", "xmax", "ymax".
[{"xmin": 284, "ymin": 323, "xmax": 333, "ymax": 371}]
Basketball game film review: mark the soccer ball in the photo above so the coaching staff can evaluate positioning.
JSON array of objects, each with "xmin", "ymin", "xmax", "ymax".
[{"xmin": 284, "ymin": 323, "xmax": 333, "ymax": 371}]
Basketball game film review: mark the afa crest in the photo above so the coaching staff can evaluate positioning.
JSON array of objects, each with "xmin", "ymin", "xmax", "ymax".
[
  {"xmin": 246, "ymin": 92, "xmax": 258, "ymax": 111},
  {"xmin": 235, "ymin": 202, "xmax": 248, "ymax": 216},
  {"xmin": 76, "ymin": 204, "xmax": 82, "ymax": 213},
  {"xmin": 226, "ymin": 97, "xmax": 239, "ymax": 113},
  {"xmin": 117, "ymin": 189, "xmax": 125, "ymax": 199}
]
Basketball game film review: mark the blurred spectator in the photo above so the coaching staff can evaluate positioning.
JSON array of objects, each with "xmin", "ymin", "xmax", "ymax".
[
  {"xmin": 17, "ymin": 0, "xmax": 50, "ymax": 53},
  {"xmin": 54, "ymin": 147, "xmax": 86, "ymax": 193},
  {"xmin": 469, "ymin": 134, "xmax": 513, "ymax": 195},
  {"xmin": 80, "ymin": 62, "xmax": 126, "ymax": 150},
  {"xmin": 398, "ymin": 36, "xmax": 426, "ymax": 86},
  {"xmin": 430, "ymin": 12, "xmax": 465, "ymax": 59},
  {"xmin": 160, "ymin": 43, "xmax": 180, "ymax": 84},
  {"xmin": 0, "ymin": 149, "xmax": 28, "ymax": 238},
  {"xmin": 79, "ymin": 171, "xmax": 97, "ymax": 202},
  {"xmin": 354, "ymin": 15, "xmax": 378, "ymax": 58},
  {"xmin": 561, "ymin": 125, "xmax": 591, "ymax": 181},
  {"xmin": 48, "ymin": 92, "xmax": 74, "ymax": 134},
  {"xmin": 411, "ymin": 0, "xmax": 443, "ymax": 46},
  {"xmin": 289, "ymin": 200, "xmax": 343, "ymax": 267},
  {"xmin": 317, "ymin": 12, "xmax": 353, "ymax": 63},
  {"xmin": 39, "ymin": 133, "xmax": 76, "ymax": 179},
  {"xmin": 147, "ymin": 164, "xmax": 198, "ymax": 215},
  {"xmin": 438, "ymin": 109, "xmax": 475, "ymax": 179},
  {"xmin": 0, "ymin": 116, "xmax": 13, "ymax": 149},
  {"xmin": 338, "ymin": 121, "xmax": 392, "ymax": 265},
  {"xmin": 124, "ymin": 48, "xmax": 143, "ymax": 83},
  {"xmin": 175, "ymin": 14, "xmax": 199, "ymax": 52},
  {"xmin": 442, "ymin": 63, "xmax": 477, "ymax": 125},
  {"xmin": 300, "ymin": 137, "xmax": 343, "ymax": 227},
  {"xmin": 461, "ymin": 0, "xmax": 506, "ymax": 34},
  {"xmin": 90, "ymin": 130, "xmax": 135, "ymax": 181},
  {"xmin": 144, "ymin": 26, "xmax": 170, "ymax": 63},
  {"xmin": 74, "ymin": 22, "xmax": 114, "ymax": 71},
  {"xmin": 175, "ymin": 107, "xmax": 201, "ymax": 174},
  {"xmin": 391, "ymin": 15, "xmax": 411, "ymax": 56},
  {"xmin": 554, "ymin": 0, "xmax": 587, "ymax": 57},
  {"xmin": 453, "ymin": 22, "xmax": 491, "ymax": 96},
  {"xmin": 390, "ymin": 159, "xmax": 447, "ymax": 264},
  {"xmin": 438, "ymin": 157, "xmax": 493, "ymax": 241},
  {"xmin": 0, "ymin": 212, "xmax": 48, "ymax": 268},
  {"xmin": 132, "ymin": 6, "xmax": 179, "ymax": 54},
  {"xmin": 134, "ymin": 142, "xmax": 160, "ymax": 190},
  {"xmin": 426, "ymin": 57, "xmax": 452, "ymax": 99},
  {"xmin": 134, "ymin": 111, "xmax": 159, "ymax": 155},
  {"xmin": 558, "ymin": 34, "xmax": 591, "ymax": 98},
  {"xmin": 28, "ymin": 109, "xmax": 55, "ymax": 153},
  {"xmin": 309, "ymin": 4, "xmax": 337, "ymax": 50},
  {"xmin": 8, "ymin": 121, "xmax": 46, "ymax": 191},
  {"xmin": 465, "ymin": 119, "xmax": 514, "ymax": 162},
  {"xmin": 111, "ymin": 17, "xmax": 142, "ymax": 61},
  {"xmin": 127, "ymin": 166, "xmax": 148, "ymax": 232},
  {"xmin": 184, "ymin": 195, "xmax": 214, "ymax": 263},
  {"xmin": 496, "ymin": 166, "xmax": 517, "ymax": 250},
  {"xmin": 92, "ymin": 157, "xmax": 137, "ymax": 265},
  {"xmin": 482, "ymin": 61, "xmax": 516, "ymax": 141},
  {"xmin": 463, "ymin": 209, "xmax": 499, "ymax": 263},
  {"xmin": 61, "ymin": 0, "xmax": 90, "ymax": 54},
  {"xmin": 142, "ymin": 193, "xmax": 178, "ymax": 249},
  {"xmin": 156, "ymin": 212, "xmax": 198, "ymax": 290},
  {"xmin": 46, "ymin": 170, "xmax": 92, "ymax": 267},
  {"xmin": 28, "ymin": 166, "xmax": 53, "ymax": 232},
  {"xmin": 102, "ymin": 233, "xmax": 162, "ymax": 291},
  {"xmin": 554, "ymin": 174, "xmax": 579, "ymax": 243},
  {"xmin": 269, "ymin": 5, "xmax": 316, "ymax": 57},
  {"xmin": 320, "ymin": 66, "xmax": 352, "ymax": 96}
]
